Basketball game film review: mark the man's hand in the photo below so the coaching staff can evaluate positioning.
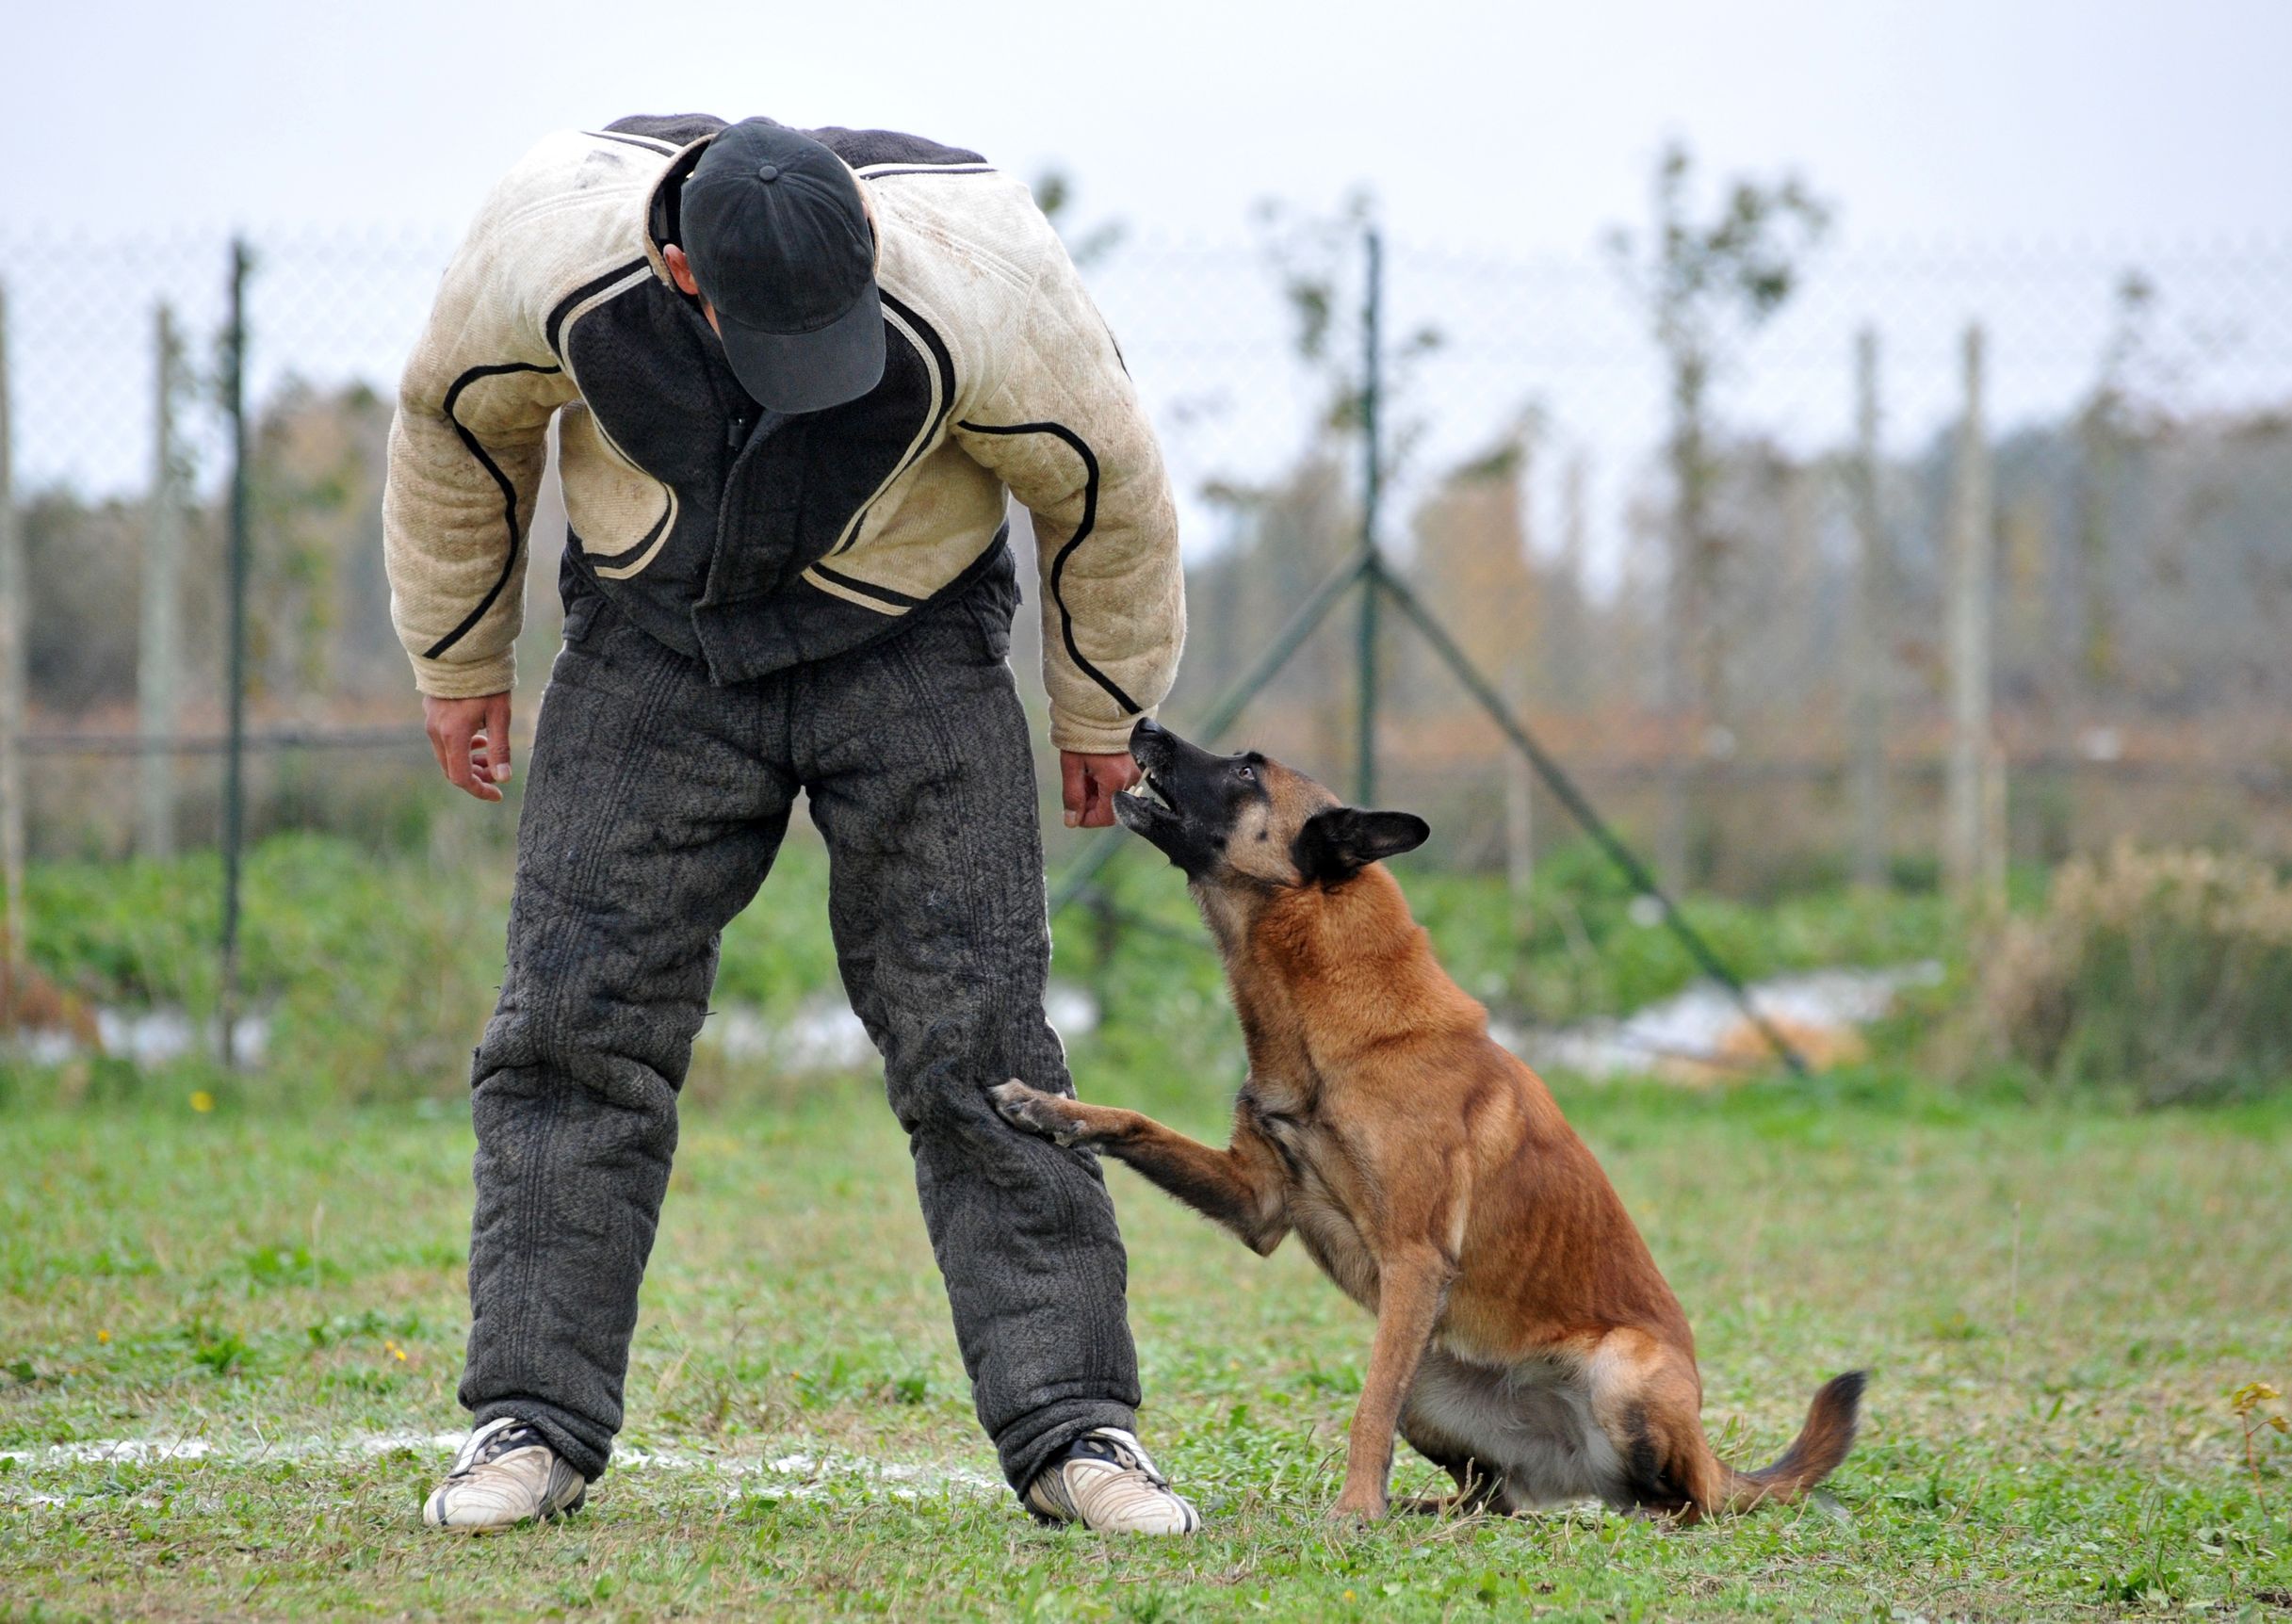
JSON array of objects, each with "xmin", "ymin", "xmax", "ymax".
[
  {"xmin": 424, "ymin": 691, "xmax": 514, "ymax": 804},
  {"xmin": 1060, "ymin": 750, "xmax": 1140, "ymax": 829}
]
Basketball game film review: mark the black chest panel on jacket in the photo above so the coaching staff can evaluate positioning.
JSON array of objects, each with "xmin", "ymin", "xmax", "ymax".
[
  {"xmin": 558, "ymin": 280, "xmax": 740, "ymax": 646},
  {"xmin": 550, "ymin": 113, "xmax": 997, "ymax": 684},
  {"xmin": 564, "ymin": 275, "xmax": 938, "ymax": 654}
]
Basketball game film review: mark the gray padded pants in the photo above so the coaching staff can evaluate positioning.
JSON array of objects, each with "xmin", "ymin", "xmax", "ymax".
[{"xmin": 457, "ymin": 585, "xmax": 1141, "ymax": 1495}]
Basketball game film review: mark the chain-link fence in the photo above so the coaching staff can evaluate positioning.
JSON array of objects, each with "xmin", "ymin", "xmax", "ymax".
[{"xmin": 4, "ymin": 220, "xmax": 2289, "ymax": 900}]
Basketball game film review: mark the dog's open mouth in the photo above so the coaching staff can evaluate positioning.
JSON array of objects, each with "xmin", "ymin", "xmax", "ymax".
[{"xmin": 1114, "ymin": 771, "xmax": 1180, "ymax": 833}]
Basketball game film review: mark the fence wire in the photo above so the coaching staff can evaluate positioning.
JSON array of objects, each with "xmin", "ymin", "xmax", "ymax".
[{"xmin": 2, "ymin": 224, "xmax": 2288, "ymax": 886}]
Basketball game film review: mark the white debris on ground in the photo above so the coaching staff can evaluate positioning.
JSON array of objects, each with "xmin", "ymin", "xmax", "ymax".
[
  {"xmin": 1504, "ymin": 962, "xmax": 1943, "ymax": 1082},
  {"xmin": 21, "ymin": 964, "xmax": 1920, "ymax": 1087},
  {"xmin": 698, "ymin": 981, "xmax": 1098, "ymax": 1075},
  {"xmin": 699, "ymin": 1003, "xmax": 873, "ymax": 1073},
  {"xmin": 16, "ymin": 983, "xmax": 1098, "ymax": 1078},
  {"xmin": 19, "ymin": 1008, "xmax": 270, "ymax": 1068}
]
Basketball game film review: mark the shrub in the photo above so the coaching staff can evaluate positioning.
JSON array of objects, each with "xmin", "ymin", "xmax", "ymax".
[{"xmin": 1981, "ymin": 844, "xmax": 2292, "ymax": 1105}]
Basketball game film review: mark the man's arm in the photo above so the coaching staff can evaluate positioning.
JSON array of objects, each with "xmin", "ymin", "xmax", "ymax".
[
  {"xmin": 953, "ymin": 223, "xmax": 1186, "ymax": 807},
  {"xmin": 383, "ymin": 210, "xmax": 572, "ymax": 801}
]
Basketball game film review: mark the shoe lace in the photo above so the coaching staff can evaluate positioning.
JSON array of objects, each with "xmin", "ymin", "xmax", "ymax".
[
  {"xmin": 450, "ymin": 1417, "xmax": 549, "ymax": 1476},
  {"xmin": 1068, "ymin": 1428, "xmax": 1170, "ymax": 1489}
]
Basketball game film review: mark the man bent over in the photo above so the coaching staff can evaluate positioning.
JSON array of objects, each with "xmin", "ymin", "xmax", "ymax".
[{"xmin": 383, "ymin": 113, "xmax": 1192, "ymax": 1534}]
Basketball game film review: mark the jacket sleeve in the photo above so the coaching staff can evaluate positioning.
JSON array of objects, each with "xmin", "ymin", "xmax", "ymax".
[
  {"xmin": 382, "ymin": 218, "xmax": 572, "ymax": 699},
  {"xmin": 953, "ymin": 232, "xmax": 1185, "ymax": 755}
]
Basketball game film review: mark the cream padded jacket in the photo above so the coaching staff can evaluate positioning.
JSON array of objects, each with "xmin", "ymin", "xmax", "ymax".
[{"xmin": 382, "ymin": 119, "xmax": 1184, "ymax": 754}]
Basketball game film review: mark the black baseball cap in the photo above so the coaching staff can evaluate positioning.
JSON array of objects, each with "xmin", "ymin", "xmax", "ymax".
[{"xmin": 679, "ymin": 120, "xmax": 884, "ymax": 414}]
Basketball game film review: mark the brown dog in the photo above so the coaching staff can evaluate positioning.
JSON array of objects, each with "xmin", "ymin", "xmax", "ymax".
[{"xmin": 994, "ymin": 719, "xmax": 1863, "ymax": 1522}]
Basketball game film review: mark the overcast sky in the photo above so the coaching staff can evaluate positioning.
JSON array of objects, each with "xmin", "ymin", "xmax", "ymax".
[
  {"xmin": 7, "ymin": 0, "xmax": 2288, "ymax": 252},
  {"xmin": 6, "ymin": 0, "xmax": 2287, "ymax": 574}
]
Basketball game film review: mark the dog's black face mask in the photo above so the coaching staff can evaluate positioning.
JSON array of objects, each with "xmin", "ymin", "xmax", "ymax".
[
  {"xmin": 1115, "ymin": 718, "xmax": 1430, "ymax": 888},
  {"xmin": 1114, "ymin": 718, "xmax": 1269, "ymax": 881}
]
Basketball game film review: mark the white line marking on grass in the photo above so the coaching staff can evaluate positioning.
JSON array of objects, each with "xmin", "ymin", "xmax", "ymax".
[
  {"xmin": 1, "ymin": 1433, "xmax": 1003, "ymax": 1502},
  {"xmin": 3, "ymin": 1437, "xmax": 220, "ymax": 1464}
]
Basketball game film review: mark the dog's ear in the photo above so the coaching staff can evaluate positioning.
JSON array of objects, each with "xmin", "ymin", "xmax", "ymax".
[{"xmin": 1292, "ymin": 807, "xmax": 1431, "ymax": 885}]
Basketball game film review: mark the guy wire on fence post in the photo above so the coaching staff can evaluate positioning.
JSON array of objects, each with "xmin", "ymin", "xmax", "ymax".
[
  {"xmin": 1372, "ymin": 571, "xmax": 1809, "ymax": 1076},
  {"xmin": 218, "ymin": 240, "xmax": 252, "ymax": 1070},
  {"xmin": 1045, "ymin": 224, "xmax": 1808, "ymax": 1077}
]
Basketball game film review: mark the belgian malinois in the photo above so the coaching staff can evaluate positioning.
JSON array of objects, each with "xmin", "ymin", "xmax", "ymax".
[{"xmin": 994, "ymin": 719, "xmax": 1863, "ymax": 1522}]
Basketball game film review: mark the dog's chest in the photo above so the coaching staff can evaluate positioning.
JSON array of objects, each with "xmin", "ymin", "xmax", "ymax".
[
  {"xmin": 1290, "ymin": 1189, "xmax": 1381, "ymax": 1309},
  {"xmin": 1250, "ymin": 1098, "xmax": 1383, "ymax": 1309}
]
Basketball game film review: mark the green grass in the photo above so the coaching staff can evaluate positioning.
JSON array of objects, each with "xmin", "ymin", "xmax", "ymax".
[
  {"xmin": 5, "ymin": 836, "xmax": 2287, "ymax": 1615},
  {"xmin": 4, "ymin": 1073, "xmax": 2288, "ymax": 1620}
]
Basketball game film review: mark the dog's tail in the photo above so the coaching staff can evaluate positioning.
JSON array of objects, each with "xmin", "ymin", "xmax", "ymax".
[{"xmin": 1716, "ymin": 1370, "xmax": 1867, "ymax": 1514}]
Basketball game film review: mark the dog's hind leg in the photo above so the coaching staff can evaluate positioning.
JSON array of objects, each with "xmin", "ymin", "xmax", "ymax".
[
  {"xmin": 1585, "ymin": 1330, "xmax": 1717, "ymax": 1519},
  {"xmin": 1396, "ymin": 1349, "xmax": 1521, "ymax": 1516},
  {"xmin": 990, "ymin": 1081, "xmax": 1292, "ymax": 1256}
]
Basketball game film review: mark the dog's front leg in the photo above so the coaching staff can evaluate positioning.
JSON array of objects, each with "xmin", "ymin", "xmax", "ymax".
[
  {"xmin": 1331, "ymin": 1245, "xmax": 1453, "ymax": 1522},
  {"xmin": 990, "ymin": 1081, "xmax": 1290, "ymax": 1256}
]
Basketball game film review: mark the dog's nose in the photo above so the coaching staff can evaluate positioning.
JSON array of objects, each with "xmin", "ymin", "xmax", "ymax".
[{"xmin": 1130, "ymin": 717, "xmax": 1166, "ymax": 745}]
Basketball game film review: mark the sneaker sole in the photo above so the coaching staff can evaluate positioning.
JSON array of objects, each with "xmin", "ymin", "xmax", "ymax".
[
  {"xmin": 426, "ymin": 1486, "xmax": 587, "ymax": 1535},
  {"xmin": 1021, "ymin": 1495, "xmax": 1202, "ymax": 1535}
]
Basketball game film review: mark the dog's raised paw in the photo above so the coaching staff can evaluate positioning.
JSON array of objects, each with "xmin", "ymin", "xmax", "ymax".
[
  {"xmin": 987, "ymin": 1079, "xmax": 1041, "ymax": 1121},
  {"xmin": 989, "ymin": 1080, "xmax": 1086, "ymax": 1145}
]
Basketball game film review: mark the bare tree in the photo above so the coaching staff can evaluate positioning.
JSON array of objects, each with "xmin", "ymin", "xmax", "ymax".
[
  {"xmin": 2070, "ymin": 271, "xmax": 2158, "ymax": 706},
  {"xmin": 1606, "ymin": 141, "xmax": 1828, "ymax": 886}
]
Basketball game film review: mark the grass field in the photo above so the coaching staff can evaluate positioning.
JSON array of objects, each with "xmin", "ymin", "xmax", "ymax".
[{"xmin": 4, "ymin": 1068, "xmax": 2288, "ymax": 1620}]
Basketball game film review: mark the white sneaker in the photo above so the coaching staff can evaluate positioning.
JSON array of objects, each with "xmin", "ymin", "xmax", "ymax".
[
  {"xmin": 422, "ymin": 1417, "xmax": 587, "ymax": 1533},
  {"xmin": 1024, "ymin": 1427, "xmax": 1202, "ymax": 1534}
]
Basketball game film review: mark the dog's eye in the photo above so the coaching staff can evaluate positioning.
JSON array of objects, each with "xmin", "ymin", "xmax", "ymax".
[{"xmin": 1235, "ymin": 764, "xmax": 1255, "ymax": 781}]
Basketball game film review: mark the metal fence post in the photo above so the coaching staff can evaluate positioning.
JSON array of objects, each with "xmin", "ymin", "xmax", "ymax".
[
  {"xmin": 1355, "ymin": 225, "xmax": 1383, "ymax": 806},
  {"xmin": 139, "ymin": 303, "xmax": 187, "ymax": 861},
  {"xmin": 1847, "ymin": 326, "xmax": 1889, "ymax": 888},
  {"xmin": 219, "ymin": 241, "xmax": 252, "ymax": 1068},
  {"xmin": 1943, "ymin": 322, "xmax": 1994, "ymax": 907},
  {"xmin": 0, "ymin": 282, "xmax": 24, "ymax": 1030}
]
